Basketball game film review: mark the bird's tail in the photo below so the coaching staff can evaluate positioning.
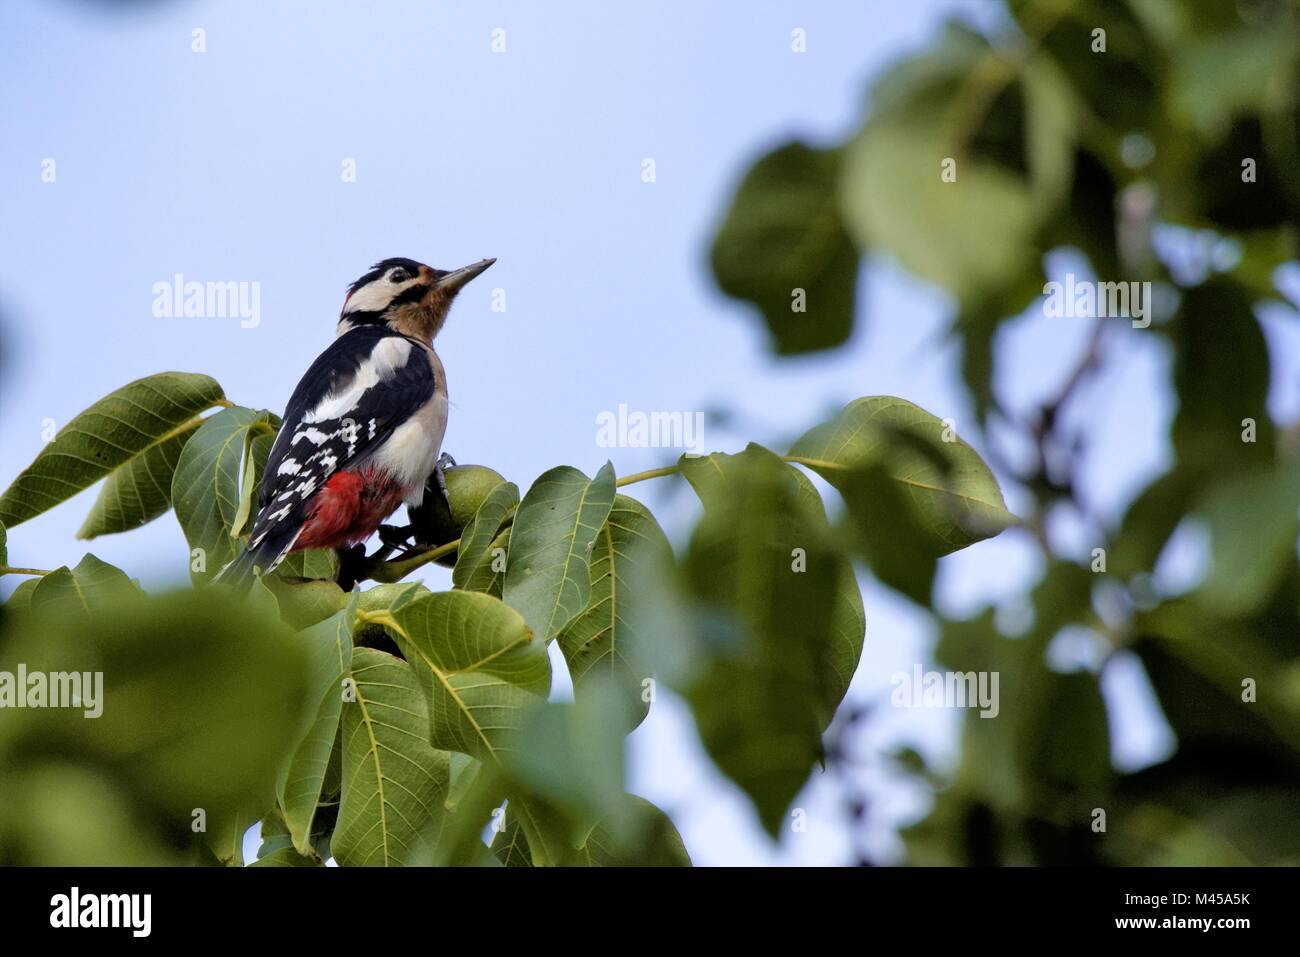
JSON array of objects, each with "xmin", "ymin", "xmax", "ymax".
[{"xmin": 212, "ymin": 528, "xmax": 300, "ymax": 593}]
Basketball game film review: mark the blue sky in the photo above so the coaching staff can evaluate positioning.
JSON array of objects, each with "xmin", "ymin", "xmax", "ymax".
[{"xmin": 4, "ymin": 0, "xmax": 1298, "ymax": 865}]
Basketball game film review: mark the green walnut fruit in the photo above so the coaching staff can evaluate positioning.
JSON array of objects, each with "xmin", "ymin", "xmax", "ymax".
[{"xmin": 443, "ymin": 465, "xmax": 507, "ymax": 530}]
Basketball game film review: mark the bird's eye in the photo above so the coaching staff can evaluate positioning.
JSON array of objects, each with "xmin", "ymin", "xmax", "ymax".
[{"xmin": 389, "ymin": 269, "xmax": 408, "ymax": 283}]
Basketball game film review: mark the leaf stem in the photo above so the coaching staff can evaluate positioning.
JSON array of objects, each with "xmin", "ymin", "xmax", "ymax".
[
  {"xmin": 0, "ymin": 565, "xmax": 53, "ymax": 577},
  {"xmin": 615, "ymin": 464, "xmax": 682, "ymax": 487},
  {"xmin": 365, "ymin": 538, "xmax": 461, "ymax": 583}
]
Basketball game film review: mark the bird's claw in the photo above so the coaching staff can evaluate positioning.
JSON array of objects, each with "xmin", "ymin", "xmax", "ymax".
[
  {"xmin": 378, "ymin": 523, "xmax": 413, "ymax": 550},
  {"xmin": 434, "ymin": 452, "xmax": 456, "ymax": 505}
]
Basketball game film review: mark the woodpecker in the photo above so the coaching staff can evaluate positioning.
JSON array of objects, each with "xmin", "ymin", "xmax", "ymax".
[{"xmin": 216, "ymin": 256, "xmax": 494, "ymax": 590}]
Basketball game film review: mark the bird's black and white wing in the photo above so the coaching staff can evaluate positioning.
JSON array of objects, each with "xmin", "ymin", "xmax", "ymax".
[{"xmin": 246, "ymin": 325, "xmax": 439, "ymax": 554}]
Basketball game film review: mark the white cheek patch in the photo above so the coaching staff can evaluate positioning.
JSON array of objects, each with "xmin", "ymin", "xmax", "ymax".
[{"xmin": 342, "ymin": 276, "xmax": 423, "ymax": 315}]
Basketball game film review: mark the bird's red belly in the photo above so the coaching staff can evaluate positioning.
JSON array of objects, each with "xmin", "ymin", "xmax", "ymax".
[{"xmin": 293, "ymin": 467, "xmax": 410, "ymax": 551}]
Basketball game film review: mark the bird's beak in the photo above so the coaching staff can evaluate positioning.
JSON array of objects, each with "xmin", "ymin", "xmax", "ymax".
[{"xmin": 434, "ymin": 258, "xmax": 496, "ymax": 293}]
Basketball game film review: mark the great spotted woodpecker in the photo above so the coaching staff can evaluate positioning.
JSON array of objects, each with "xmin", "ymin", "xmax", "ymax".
[{"xmin": 217, "ymin": 256, "xmax": 494, "ymax": 589}]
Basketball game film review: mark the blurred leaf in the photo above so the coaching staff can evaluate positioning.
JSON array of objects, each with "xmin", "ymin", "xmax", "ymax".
[
  {"xmin": 0, "ymin": 588, "xmax": 312, "ymax": 865},
  {"xmin": 1168, "ymin": 277, "xmax": 1274, "ymax": 473},
  {"xmin": 1169, "ymin": 24, "xmax": 1297, "ymax": 136},
  {"xmin": 575, "ymin": 795, "xmax": 691, "ymax": 867},
  {"xmin": 333, "ymin": 647, "xmax": 450, "ymax": 867},
  {"xmin": 1109, "ymin": 468, "xmax": 1200, "ymax": 578},
  {"xmin": 76, "ymin": 421, "xmax": 201, "ymax": 539},
  {"xmin": 1110, "ymin": 744, "xmax": 1300, "ymax": 865},
  {"xmin": 679, "ymin": 446, "xmax": 841, "ymax": 835},
  {"xmin": 1011, "ymin": 0, "xmax": 1159, "ymax": 131},
  {"xmin": 505, "ymin": 679, "xmax": 635, "ymax": 851},
  {"xmin": 682, "ymin": 451, "xmax": 866, "ymax": 726},
  {"xmin": 840, "ymin": 24, "xmax": 1076, "ymax": 305},
  {"xmin": 1132, "ymin": 594, "xmax": 1300, "ymax": 766},
  {"xmin": 1197, "ymin": 117, "xmax": 1300, "ymax": 230},
  {"xmin": 710, "ymin": 141, "xmax": 860, "ymax": 354},
  {"xmin": 0, "ymin": 763, "xmax": 182, "ymax": 866},
  {"xmin": 0, "ymin": 372, "xmax": 225, "ymax": 528},
  {"xmin": 503, "ymin": 463, "xmax": 616, "ymax": 643},
  {"xmin": 790, "ymin": 396, "xmax": 1014, "ymax": 602},
  {"xmin": 1194, "ymin": 453, "xmax": 1300, "ymax": 617},
  {"xmin": 172, "ymin": 406, "xmax": 277, "ymax": 584},
  {"xmin": 556, "ymin": 494, "xmax": 674, "ymax": 730}
]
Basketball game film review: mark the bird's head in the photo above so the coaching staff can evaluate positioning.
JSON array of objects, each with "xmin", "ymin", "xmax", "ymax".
[{"xmin": 337, "ymin": 256, "xmax": 495, "ymax": 340}]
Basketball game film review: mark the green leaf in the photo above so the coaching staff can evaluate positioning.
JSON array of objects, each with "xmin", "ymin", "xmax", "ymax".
[
  {"xmin": 0, "ymin": 518, "xmax": 6, "ymax": 566},
  {"xmin": 375, "ymin": 590, "xmax": 551, "ymax": 764},
  {"xmin": 249, "ymin": 846, "xmax": 322, "ymax": 867},
  {"xmin": 1009, "ymin": 0, "xmax": 1157, "ymax": 132},
  {"xmin": 452, "ymin": 480, "xmax": 519, "ymax": 590},
  {"xmin": 1169, "ymin": 278, "xmax": 1274, "ymax": 474},
  {"xmin": 274, "ymin": 548, "xmax": 340, "ymax": 582},
  {"xmin": 76, "ymin": 421, "xmax": 201, "ymax": 539},
  {"xmin": 231, "ymin": 428, "xmax": 276, "ymax": 540},
  {"xmin": 261, "ymin": 576, "xmax": 347, "ymax": 629},
  {"xmin": 171, "ymin": 406, "xmax": 277, "ymax": 583},
  {"xmin": 680, "ymin": 446, "xmax": 842, "ymax": 835},
  {"xmin": 2, "ymin": 578, "xmax": 39, "ymax": 613},
  {"xmin": 576, "ymin": 796, "xmax": 691, "ymax": 867},
  {"xmin": 0, "ymin": 588, "xmax": 313, "ymax": 864},
  {"xmin": 710, "ymin": 141, "xmax": 860, "ymax": 354},
  {"xmin": 681, "ymin": 450, "xmax": 866, "ymax": 727},
  {"xmin": 556, "ymin": 494, "xmax": 674, "ymax": 730},
  {"xmin": 1194, "ymin": 455, "xmax": 1300, "ymax": 618},
  {"xmin": 839, "ymin": 24, "xmax": 1076, "ymax": 305},
  {"xmin": 506, "ymin": 679, "xmax": 633, "ymax": 839},
  {"xmin": 789, "ymin": 396, "xmax": 1014, "ymax": 602},
  {"xmin": 490, "ymin": 809, "xmax": 533, "ymax": 867},
  {"xmin": 277, "ymin": 609, "xmax": 352, "ymax": 856},
  {"xmin": 503, "ymin": 463, "xmax": 617, "ymax": 643},
  {"xmin": 437, "ymin": 673, "xmax": 548, "ymax": 763},
  {"xmin": 0, "ymin": 372, "xmax": 226, "ymax": 528},
  {"xmin": 1170, "ymin": 25, "xmax": 1297, "ymax": 136},
  {"xmin": 1109, "ymin": 468, "xmax": 1201, "ymax": 578},
  {"xmin": 0, "ymin": 763, "xmax": 182, "ymax": 866},
  {"xmin": 458, "ymin": 527, "xmax": 510, "ymax": 597},
  {"xmin": 789, "ymin": 469, "xmax": 866, "ymax": 724},
  {"xmin": 333, "ymin": 647, "xmax": 451, "ymax": 867},
  {"xmin": 29, "ymin": 554, "xmax": 138, "ymax": 619},
  {"xmin": 934, "ymin": 594, "xmax": 1111, "ymax": 832},
  {"xmin": 391, "ymin": 590, "xmax": 550, "ymax": 695}
]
